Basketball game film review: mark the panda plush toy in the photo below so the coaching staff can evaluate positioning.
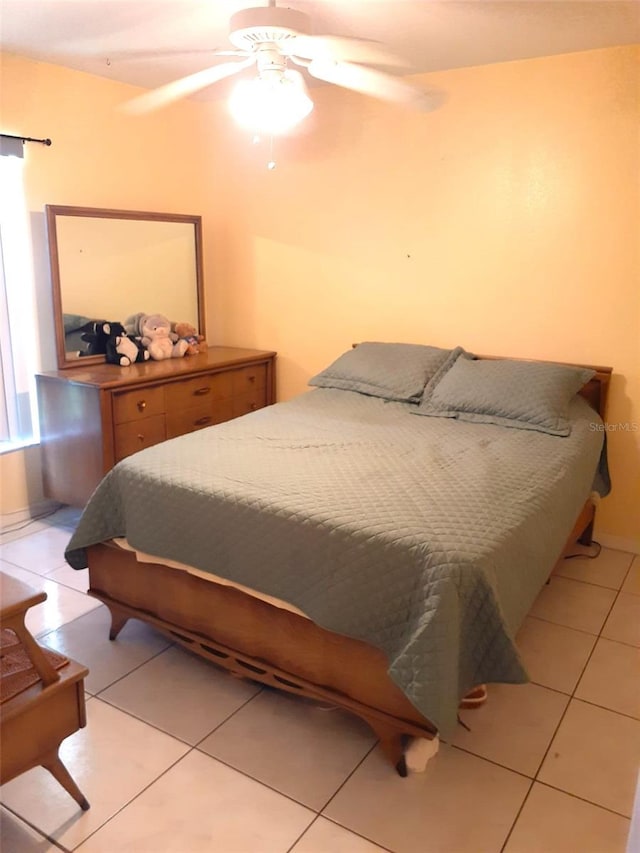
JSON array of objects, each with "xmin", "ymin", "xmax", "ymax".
[
  {"xmin": 79, "ymin": 320, "xmax": 113, "ymax": 355},
  {"xmin": 105, "ymin": 328, "xmax": 150, "ymax": 366},
  {"xmin": 81, "ymin": 321, "xmax": 149, "ymax": 366}
]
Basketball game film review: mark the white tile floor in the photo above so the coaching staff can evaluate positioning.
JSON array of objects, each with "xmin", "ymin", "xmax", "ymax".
[{"xmin": 0, "ymin": 509, "xmax": 637, "ymax": 853}]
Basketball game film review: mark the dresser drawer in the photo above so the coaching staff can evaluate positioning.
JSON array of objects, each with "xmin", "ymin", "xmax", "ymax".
[
  {"xmin": 165, "ymin": 373, "xmax": 234, "ymax": 409},
  {"xmin": 166, "ymin": 399, "xmax": 234, "ymax": 438},
  {"xmin": 232, "ymin": 365, "xmax": 266, "ymax": 395},
  {"xmin": 114, "ymin": 415, "xmax": 166, "ymax": 461},
  {"xmin": 232, "ymin": 388, "xmax": 267, "ymax": 418},
  {"xmin": 113, "ymin": 387, "xmax": 165, "ymax": 425}
]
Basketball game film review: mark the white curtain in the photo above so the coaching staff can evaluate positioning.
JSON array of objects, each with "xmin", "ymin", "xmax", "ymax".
[{"xmin": 0, "ymin": 152, "xmax": 40, "ymax": 446}]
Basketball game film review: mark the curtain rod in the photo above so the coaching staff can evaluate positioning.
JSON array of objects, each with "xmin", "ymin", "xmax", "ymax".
[{"xmin": 0, "ymin": 133, "xmax": 52, "ymax": 146}]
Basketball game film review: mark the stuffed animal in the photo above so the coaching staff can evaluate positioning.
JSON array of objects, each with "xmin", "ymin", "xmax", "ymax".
[
  {"xmin": 138, "ymin": 313, "xmax": 188, "ymax": 360},
  {"xmin": 105, "ymin": 332, "xmax": 150, "ymax": 367},
  {"xmin": 80, "ymin": 320, "xmax": 120, "ymax": 355},
  {"xmin": 123, "ymin": 312, "xmax": 145, "ymax": 338},
  {"xmin": 172, "ymin": 321, "xmax": 207, "ymax": 356}
]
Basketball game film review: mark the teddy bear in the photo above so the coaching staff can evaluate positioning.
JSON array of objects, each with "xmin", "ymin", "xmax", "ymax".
[
  {"xmin": 172, "ymin": 321, "xmax": 207, "ymax": 356},
  {"xmin": 137, "ymin": 313, "xmax": 188, "ymax": 360}
]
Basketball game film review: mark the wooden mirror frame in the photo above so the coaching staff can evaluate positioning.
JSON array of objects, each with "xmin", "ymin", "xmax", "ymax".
[{"xmin": 45, "ymin": 205, "xmax": 206, "ymax": 370}]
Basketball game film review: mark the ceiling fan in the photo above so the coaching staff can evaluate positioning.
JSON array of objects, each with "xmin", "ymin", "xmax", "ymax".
[{"xmin": 123, "ymin": 1, "xmax": 440, "ymax": 132}]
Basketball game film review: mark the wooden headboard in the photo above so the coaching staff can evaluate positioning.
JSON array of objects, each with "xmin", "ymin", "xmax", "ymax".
[{"xmin": 578, "ymin": 368, "xmax": 611, "ymax": 420}]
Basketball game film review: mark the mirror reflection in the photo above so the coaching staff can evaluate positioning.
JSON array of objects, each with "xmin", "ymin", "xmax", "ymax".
[{"xmin": 46, "ymin": 206, "xmax": 205, "ymax": 369}]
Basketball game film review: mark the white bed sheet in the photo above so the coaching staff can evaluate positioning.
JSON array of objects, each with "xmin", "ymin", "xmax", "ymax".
[{"xmin": 112, "ymin": 537, "xmax": 307, "ymax": 618}]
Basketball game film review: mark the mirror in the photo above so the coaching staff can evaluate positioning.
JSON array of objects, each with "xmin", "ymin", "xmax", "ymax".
[{"xmin": 46, "ymin": 205, "xmax": 205, "ymax": 369}]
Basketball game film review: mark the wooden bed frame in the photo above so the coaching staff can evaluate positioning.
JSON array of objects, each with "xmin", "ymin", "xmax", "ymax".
[{"xmin": 85, "ymin": 360, "xmax": 612, "ymax": 776}]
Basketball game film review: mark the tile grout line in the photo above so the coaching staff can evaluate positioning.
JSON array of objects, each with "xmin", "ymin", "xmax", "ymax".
[
  {"xmin": 447, "ymin": 742, "xmax": 537, "ymax": 783},
  {"xmin": 285, "ymin": 812, "xmax": 397, "ymax": 853},
  {"xmin": 188, "ymin": 708, "xmax": 384, "ymax": 817},
  {"xmin": 309, "ymin": 740, "xmax": 400, "ymax": 852},
  {"xmin": 569, "ymin": 695, "xmax": 640, "ymax": 725},
  {"xmin": 499, "ymin": 779, "xmax": 535, "ymax": 853},
  {"xmin": 1, "ymin": 803, "xmax": 72, "ymax": 853},
  {"xmin": 455, "ymin": 558, "xmax": 638, "ymax": 782},
  {"xmin": 530, "ymin": 559, "xmax": 628, "ymax": 775},
  {"xmin": 526, "ymin": 558, "xmax": 634, "ymax": 807},
  {"xmin": 50, "ymin": 723, "xmax": 331, "ymax": 852},
  {"xmin": 284, "ymin": 814, "xmax": 324, "ymax": 853},
  {"xmin": 84, "ymin": 688, "xmax": 390, "ymax": 845},
  {"xmin": 92, "ymin": 655, "xmax": 266, "ymax": 742},
  {"xmin": 62, "ymin": 746, "xmax": 202, "ymax": 851},
  {"xmin": 322, "ymin": 815, "xmax": 397, "ymax": 853},
  {"xmin": 83, "ymin": 640, "xmax": 174, "ymax": 697},
  {"xmin": 525, "ymin": 612, "xmax": 639, "ymax": 646},
  {"xmin": 499, "ymin": 553, "xmax": 635, "ymax": 850},
  {"xmin": 531, "ymin": 780, "xmax": 633, "ymax": 822},
  {"xmin": 316, "ymin": 740, "xmax": 378, "ymax": 815},
  {"xmin": 4, "ymin": 530, "xmax": 637, "ymax": 850}
]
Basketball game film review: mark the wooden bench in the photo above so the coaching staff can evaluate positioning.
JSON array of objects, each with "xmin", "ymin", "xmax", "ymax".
[{"xmin": 0, "ymin": 572, "xmax": 90, "ymax": 810}]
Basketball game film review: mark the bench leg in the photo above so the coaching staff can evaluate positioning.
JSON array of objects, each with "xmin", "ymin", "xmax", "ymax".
[
  {"xmin": 107, "ymin": 606, "xmax": 130, "ymax": 641},
  {"xmin": 41, "ymin": 752, "xmax": 90, "ymax": 810}
]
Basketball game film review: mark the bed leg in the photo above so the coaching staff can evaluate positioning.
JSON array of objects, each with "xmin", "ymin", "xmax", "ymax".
[
  {"xmin": 365, "ymin": 718, "xmax": 408, "ymax": 776},
  {"xmin": 107, "ymin": 607, "xmax": 130, "ymax": 641},
  {"xmin": 578, "ymin": 517, "xmax": 594, "ymax": 547}
]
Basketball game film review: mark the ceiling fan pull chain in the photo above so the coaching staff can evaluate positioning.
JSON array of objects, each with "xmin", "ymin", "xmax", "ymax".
[{"xmin": 267, "ymin": 135, "xmax": 276, "ymax": 170}]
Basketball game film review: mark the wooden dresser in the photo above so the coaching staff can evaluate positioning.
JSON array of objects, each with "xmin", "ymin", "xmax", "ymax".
[{"xmin": 36, "ymin": 346, "xmax": 276, "ymax": 507}]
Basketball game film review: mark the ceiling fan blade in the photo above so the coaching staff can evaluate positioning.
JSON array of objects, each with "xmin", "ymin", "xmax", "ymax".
[
  {"xmin": 283, "ymin": 35, "xmax": 409, "ymax": 68},
  {"xmin": 121, "ymin": 57, "xmax": 255, "ymax": 114},
  {"xmin": 106, "ymin": 48, "xmax": 250, "ymax": 63},
  {"xmin": 307, "ymin": 60, "xmax": 438, "ymax": 111}
]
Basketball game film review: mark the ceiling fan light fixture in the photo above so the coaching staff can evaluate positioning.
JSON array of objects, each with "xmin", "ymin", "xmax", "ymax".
[{"xmin": 228, "ymin": 70, "xmax": 313, "ymax": 135}]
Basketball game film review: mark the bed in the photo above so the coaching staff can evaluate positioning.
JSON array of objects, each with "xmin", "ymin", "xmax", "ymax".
[{"xmin": 65, "ymin": 344, "xmax": 611, "ymax": 775}]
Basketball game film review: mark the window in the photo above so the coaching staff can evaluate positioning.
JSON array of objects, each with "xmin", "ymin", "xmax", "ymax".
[{"xmin": 0, "ymin": 148, "xmax": 40, "ymax": 450}]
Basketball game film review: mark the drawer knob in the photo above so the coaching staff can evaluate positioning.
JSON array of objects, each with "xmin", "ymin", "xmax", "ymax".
[
  {"xmin": 250, "ymin": 403, "xmax": 257, "ymax": 410},
  {"xmin": 137, "ymin": 400, "xmax": 147, "ymax": 412},
  {"xmin": 137, "ymin": 434, "xmax": 145, "ymax": 442},
  {"xmin": 194, "ymin": 387, "xmax": 211, "ymax": 397},
  {"xmin": 248, "ymin": 375, "xmax": 256, "ymax": 383},
  {"xmin": 195, "ymin": 416, "xmax": 212, "ymax": 426}
]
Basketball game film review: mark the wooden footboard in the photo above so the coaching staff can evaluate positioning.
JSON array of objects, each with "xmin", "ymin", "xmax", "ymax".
[
  {"xmin": 86, "ymin": 492, "xmax": 598, "ymax": 776},
  {"xmin": 87, "ymin": 542, "xmax": 438, "ymax": 776}
]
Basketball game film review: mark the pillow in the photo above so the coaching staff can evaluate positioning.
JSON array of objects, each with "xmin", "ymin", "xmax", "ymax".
[
  {"xmin": 308, "ymin": 342, "xmax": 454, "ymax": 402},
  {"xmin": 63, "ymin": 313, "xmax": 93, "ymax": 334},
  {"xmin": 414, "ymin": 355, "xmax": 595, "ymax": 436}
]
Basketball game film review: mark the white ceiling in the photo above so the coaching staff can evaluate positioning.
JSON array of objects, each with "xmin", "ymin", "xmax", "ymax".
[{"xmin": 1, "ymin": 0, "xmax": 639, "ymax": 98}]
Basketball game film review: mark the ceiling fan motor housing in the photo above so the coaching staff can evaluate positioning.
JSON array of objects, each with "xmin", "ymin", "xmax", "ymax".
[{"xmin": 228, "ymin": 6, "xmax": 312, "ymax": 50}]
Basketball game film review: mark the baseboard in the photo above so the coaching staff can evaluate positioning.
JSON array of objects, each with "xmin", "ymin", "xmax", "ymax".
[{"xmin": 596, "ymin": 533, "xmax": 640, "ymax": 556}]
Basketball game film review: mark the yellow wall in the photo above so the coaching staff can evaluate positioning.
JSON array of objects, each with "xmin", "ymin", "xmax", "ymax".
[
  {"xmin": 0, "ymin": 52, "xmax": 225, "ymax": 514},
  {"xmin": 1, "ymin": 47, "xmax": 638, "ymax": 548},
  {"xmin": 211, "ymin": 45, "xmax": 640, "ymax": 549}
]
